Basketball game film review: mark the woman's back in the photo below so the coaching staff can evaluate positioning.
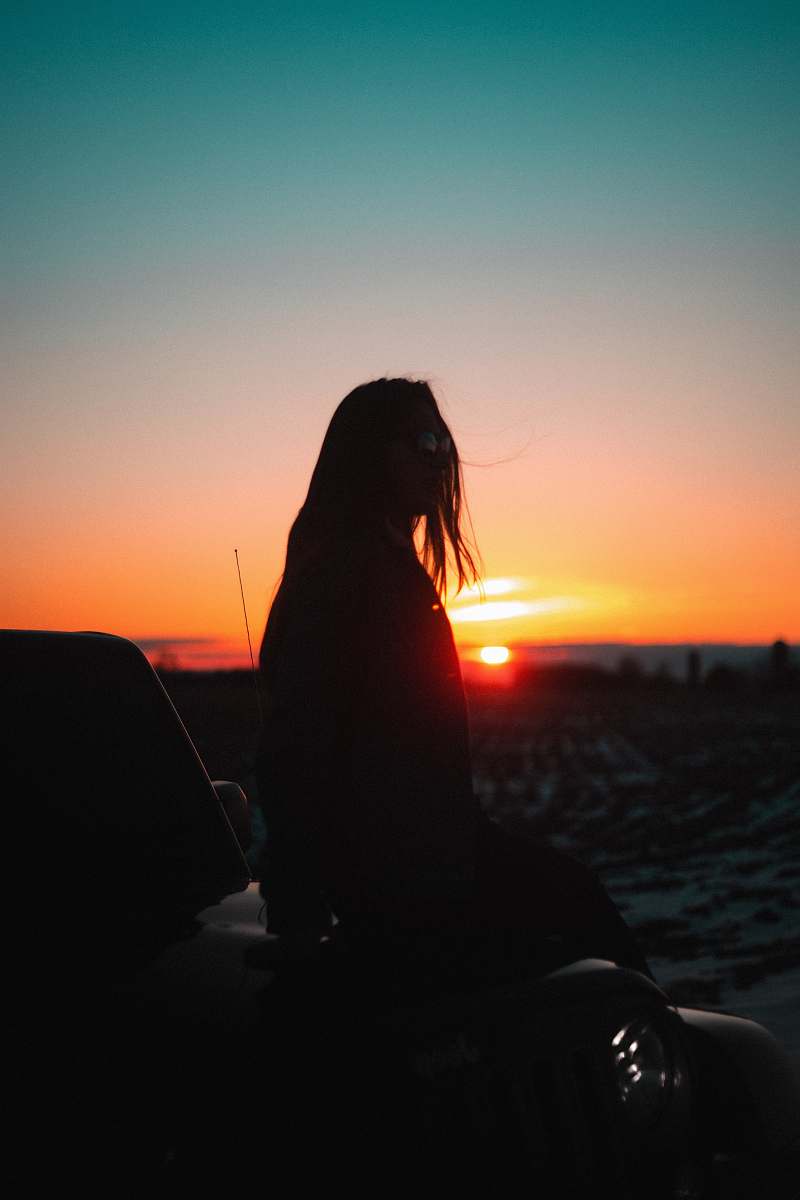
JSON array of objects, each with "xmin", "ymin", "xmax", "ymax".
[
  {"xmin": 257, "ymin": 529, "xmax": 480, "ymax": 934},
  {"xmin": 255, "ymin": 377, "xmax": 649, "ymax": 976}
]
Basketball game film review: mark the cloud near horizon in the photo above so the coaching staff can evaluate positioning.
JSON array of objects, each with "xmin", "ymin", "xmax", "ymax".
[{"xmin": 446, "ymin": 576, "xmax": 618, "ymax": 634}]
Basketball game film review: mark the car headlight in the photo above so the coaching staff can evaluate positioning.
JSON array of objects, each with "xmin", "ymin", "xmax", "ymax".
[{"xmin": 612, "ymin": 1017, "xmax": 672, "ymax": 1128}]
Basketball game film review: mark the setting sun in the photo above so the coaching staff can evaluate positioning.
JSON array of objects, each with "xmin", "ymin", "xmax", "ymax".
[{"xmin": 479, "ymin": 646, "xmax": 511, "ymax": 666}]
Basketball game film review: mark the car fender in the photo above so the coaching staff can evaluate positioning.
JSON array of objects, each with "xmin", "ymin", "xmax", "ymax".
[{"xmin": 677, "ymin": 1005, "xmax": 800, "ymax": 1158}]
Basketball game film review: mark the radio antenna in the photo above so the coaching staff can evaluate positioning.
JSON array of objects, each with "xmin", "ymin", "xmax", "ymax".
[{"xmin": 235, "ymin": 548, "xmax": 264, "ymax": 729}]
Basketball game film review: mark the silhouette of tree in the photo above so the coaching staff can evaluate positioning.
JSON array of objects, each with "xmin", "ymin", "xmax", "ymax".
[
  {"xmin": 617, "ymin": 654, "xmax": 642, "ymax": 682},
  {"xmin": 770, "ymin": 639, "xmax": 789, "ymax": 678}
]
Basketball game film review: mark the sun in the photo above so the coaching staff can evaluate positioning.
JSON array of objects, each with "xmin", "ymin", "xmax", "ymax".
[{"xmin": 479, "ymin": 645, "xmax": 510, "ymax": 665}]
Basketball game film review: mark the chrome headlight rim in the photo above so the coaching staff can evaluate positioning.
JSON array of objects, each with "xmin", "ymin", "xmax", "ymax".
[{"xmin": 612, "ymin": 1011, "xmax": 676, "ymax": 1130}]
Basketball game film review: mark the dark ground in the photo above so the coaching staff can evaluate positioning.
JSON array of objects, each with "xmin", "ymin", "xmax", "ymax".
[{"xmin": 161, "ymin": 664, "xmax": 800, "ymax": 1054}]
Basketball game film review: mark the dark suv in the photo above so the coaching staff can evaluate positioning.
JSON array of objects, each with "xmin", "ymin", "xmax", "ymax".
[{"xmin": 4, "ymin": 630, "xmax": 798, "ymax": 1196}]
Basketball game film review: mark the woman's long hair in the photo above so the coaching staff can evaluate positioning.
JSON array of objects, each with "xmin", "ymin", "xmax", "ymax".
[{"xmin": 260, "ymin": 378, "xmax": 480, "ymax": 670}]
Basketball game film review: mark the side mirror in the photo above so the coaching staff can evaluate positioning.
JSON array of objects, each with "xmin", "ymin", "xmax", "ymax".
[{"xmin": 212, "ymin": 781, "xmax": 251, "ymax": 851}]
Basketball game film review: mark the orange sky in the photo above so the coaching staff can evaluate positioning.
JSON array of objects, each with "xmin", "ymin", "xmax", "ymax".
[
  {"xmin": 4, "ymin": 6, "xmax": 799, "ymax": 664},
  {"xmin": 3, "ymin": 351, "xmax": 798, "ymax": 660},
  {"xmin": 4, "ymin": 392, "xmax": 797, "ymax": 667}
]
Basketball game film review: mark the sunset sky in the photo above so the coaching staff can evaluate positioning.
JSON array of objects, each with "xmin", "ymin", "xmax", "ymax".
[{"xmin": 4, "ymin": 2, "xmax": 798, "ymax": 667}]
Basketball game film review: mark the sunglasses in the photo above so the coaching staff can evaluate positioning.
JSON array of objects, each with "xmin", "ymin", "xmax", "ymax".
[{"xmin": 415, "ymin": 431, "xmax": 452, "ymax": 459}]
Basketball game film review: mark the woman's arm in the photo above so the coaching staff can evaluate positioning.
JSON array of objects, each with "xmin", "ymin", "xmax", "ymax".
[{"xmin": 257, "ymin": 561, "xmax": 360, "ymax": 936}]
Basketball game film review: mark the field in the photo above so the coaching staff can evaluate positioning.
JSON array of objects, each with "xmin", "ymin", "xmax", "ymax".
[{"xmin": 162, "ymin": 665, "xmax": 800, "ymax": 1061}]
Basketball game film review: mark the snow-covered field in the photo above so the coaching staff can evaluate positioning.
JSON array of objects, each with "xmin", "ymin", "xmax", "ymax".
[
  {"xmin": 167, "ymin": 668, "xmax": 799, "ymax": 1069},
  {"xmin": 468, "ymin": 676, "xmax": 799, "ymax": 1067}
]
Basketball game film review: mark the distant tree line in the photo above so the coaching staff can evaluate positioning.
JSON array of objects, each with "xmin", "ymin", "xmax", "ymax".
[
  {"xmin": 615, "ymin": 639, "xmax": 798, "ymax": 694},
  {"xmin": 154, "ymin": 639, "xmax": 799, "ymax": 698}
]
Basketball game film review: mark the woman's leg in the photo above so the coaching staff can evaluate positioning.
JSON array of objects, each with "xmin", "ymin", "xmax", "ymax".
[{"xmin": 472, "ymin": 818, "xmax": 652, "ymax": 977}]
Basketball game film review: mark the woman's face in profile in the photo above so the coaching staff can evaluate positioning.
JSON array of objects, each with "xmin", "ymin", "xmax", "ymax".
[{"xmin": 385, "ymin": 402, "xmax": 451, "ymax": 519}]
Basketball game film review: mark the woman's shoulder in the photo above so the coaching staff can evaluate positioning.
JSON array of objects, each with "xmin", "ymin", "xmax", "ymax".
[
  {"xmin": 282, "ymin": 529, "xmax": 435, "ymax": 625},
  {"xmin": 290, "ymin": 535, "xmax": 372, "ymax": 594}
]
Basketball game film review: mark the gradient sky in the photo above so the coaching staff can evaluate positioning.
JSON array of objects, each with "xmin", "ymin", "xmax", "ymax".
[{"xmin": 3, "ymin": 1, "xmax": 799, "ymax": 665}]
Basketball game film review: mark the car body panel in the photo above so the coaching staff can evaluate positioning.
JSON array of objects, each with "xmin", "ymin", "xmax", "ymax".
[{"xmin": 4, "ymin": 629, "xmax": 798, "ymax": 1196}]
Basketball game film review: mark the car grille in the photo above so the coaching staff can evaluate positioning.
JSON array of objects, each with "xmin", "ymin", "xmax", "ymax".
[
  {"xmin": 408, "ymin": 1041, "xmax": 629, "ymax": 1191},
  {"xmin": 379, "ymin": 984, "xmax": 693, "ymax": 1198}
]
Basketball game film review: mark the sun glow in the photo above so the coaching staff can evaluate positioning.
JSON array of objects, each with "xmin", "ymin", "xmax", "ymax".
[
  {"xmin": 444, "ymin": 574, "xmax": 640, "ymax": 644},
  {"xmin": 480, "ymin": 646, "xmax": 510, "ymax": 665},
  {"xmin": 449, "ymin": 600, "xmax": 531, "ymax": 623},
  {"xmin": 458, "ymin": 577, "xmax": 519, "ymax": 599},
  {"xmin": 448, "ymin": 596, "xmax": 584, "ymax": 624}
]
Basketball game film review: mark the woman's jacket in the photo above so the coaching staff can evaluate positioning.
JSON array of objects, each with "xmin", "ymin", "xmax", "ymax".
[{"xmin": 256, "ymin": 531, "xmax": 481, "ymax": 935}]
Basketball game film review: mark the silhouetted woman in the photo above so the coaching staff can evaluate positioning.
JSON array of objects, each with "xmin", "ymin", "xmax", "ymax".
[{"xmin": 256, "ymin": 378, "xmax": 648, "ymax": 974}]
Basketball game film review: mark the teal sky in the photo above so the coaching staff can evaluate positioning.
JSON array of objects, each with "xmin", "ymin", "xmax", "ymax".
[
  {"xmin": 6, "ymin": 2, "xmax": 798, "ymax": 274},
  {"xmin": 3, "ymin": 1, "xmax": 799, "ymax": 649}
]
